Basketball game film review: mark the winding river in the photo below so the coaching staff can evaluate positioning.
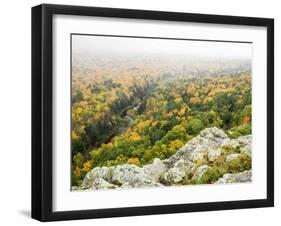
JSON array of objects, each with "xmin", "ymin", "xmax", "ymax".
[{"xmin": 104, "ymin": 102, "xmax": 141, "ymax": 144}]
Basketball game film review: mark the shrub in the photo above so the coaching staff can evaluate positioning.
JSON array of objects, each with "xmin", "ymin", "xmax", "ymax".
[
  {"xmin": 192, "ymin": 152, "xmax": 251, "ymax": 185},
  {"xmin": 228, "ymin": 124, "xmax": 251, "ymax": 139},
  {"xmin": 186, "ymin": 118, "xmax": 203, "ymax": 135},
  {"xmin": 226, "ymin": 153, "xmax": 251, "ymax": 173},
  {"xmin": 127, "ymin": 157, "xmax": 140, "ymax": 165},
  {"xmin": 196, "ymin": 166, "xmax": 227, "ymax": 184}
]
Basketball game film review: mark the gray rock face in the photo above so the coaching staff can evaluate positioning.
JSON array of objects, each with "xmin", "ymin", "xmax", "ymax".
[
  {"xmin": 192, "ymin": 164, "xmax": 210, "ymax": 180},
  {"xmin": 81, "ymin": 163, "xmax": 164, "ymax": 189},
  {"xmin": 215, "ymin": 170, "xmax": 252, "ymax": 184},
  {"xmin": 111, "ymin": 164, "xmax": 143, "ymax": 185},
  {"xmin": 90, "ymin": 178, "xmax": 118, "ymax": 189},
  {"xmin": 237, "ymin": 135, "xmax": 252, "ymax": 144},
  {"xmin": 225, "ymin": 153, "xmax": 241, "ymax": 162},
  {"xmin": 221, "ymin": 134, "xmax": 252, "ymax": 150},
  {"xmin": 238, "ymin": 135, "xmax": 252, "ymax": 156},
  {"xmin": 80, "ymin": 127, "xmax": 252, "ymax": 190},
  {"xmin": 207, "ymin": 148, "xmax": 221, "ymax": 162},
  {"xmin": 164, "ymin": 127, "xmax": 228, "ymax": 166},
  {"xmin": 162, "ymin": 159, "xmax": 195, "ymax": 184},
  {"xmin": 143, "ymin": 158, "xmax": 168, "ymax": 181},
  {"xmin": 241, "ymin": 144, "xmax": 252, "ymax": 156},
  {"xmin": 81, "ymin": 167, "xmax": 112, "ymax": 189}
]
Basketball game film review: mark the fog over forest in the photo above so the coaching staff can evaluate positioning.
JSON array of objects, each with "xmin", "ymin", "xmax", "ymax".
[
  {"xmin": 72, "ymin": 34, "xmax": 252, "ymax": 62},
  {"xmin": 72, "ymin": 34, "xmax": 252, "ymax": 80}
]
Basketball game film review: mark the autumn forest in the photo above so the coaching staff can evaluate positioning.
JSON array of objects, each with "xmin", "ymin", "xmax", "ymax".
[{"xmin": 71, "ymin": 35, "xmax": 252, "ymax": 189}]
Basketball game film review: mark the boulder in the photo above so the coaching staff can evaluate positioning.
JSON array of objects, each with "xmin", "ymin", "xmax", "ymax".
[
  {"xmin": 162, "ymin": 159, "xmax": 194, "ymax": 184},
  {"xmin": 81, "ymin": 166, "xmax": 112, "ymax": 189},
  {"xmin": 199, "ymin": 127, "xmax": 228, "ymax": 140},
  {"xmin": 215, "ymin": 170, "xmax": 252, "ymax": 184},
  {"xmin": 111, "ymin": 164, "xmax": 165, "ymax": 188},
  {"xmin": 143, "ymin": 158, "xmax": 168, "ymax": 181},
  {"xmin": 111, "ymin": 164, "xmax": 143, "ymax": 185},
  {"xmin": 237, "ymin": 135, "xmax": 252, "ymax": 145}
]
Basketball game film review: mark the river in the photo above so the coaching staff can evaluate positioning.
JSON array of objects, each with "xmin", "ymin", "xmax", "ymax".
[{"xmin": 104, "ymin": 102, "xmax": 141, "ymax": 144}]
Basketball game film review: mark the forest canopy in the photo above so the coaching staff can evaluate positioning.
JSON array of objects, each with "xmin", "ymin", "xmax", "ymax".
[{"xmin": 71, "ymin": 55, "xmax": 252, "ymax": 186}]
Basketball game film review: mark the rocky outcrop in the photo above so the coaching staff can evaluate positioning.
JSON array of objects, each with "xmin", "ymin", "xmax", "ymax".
[
  {"xmin": 161, "ymin": 159, "xmax": 195, "ymax": 184},
  {"xmin": 143, "ymin": 158, "xmax": 168, "ymax": 181},
  {"xmin": 192, "ymin": 164, "xmax": 210, "ymax": 180},
  {"xmin": 81, "ymin": 162, "xmax": 164, "ymax": 190},
  {"xmin": 81, "ymin": 166, "xmax": 114, "ymax": 189},
  {"xmin": 207, "ymin": 148, "xmax": 221, "ymax": 162},
  {"xmin": 79, "ymin": 127, "xmax": 252, "ymax": 190},
  {"xmin": 215, "ymin": 170, "xmax": 252, "ymax": 184},
  {"xmin": 164, "ymin": 127, "xmax": 228, "ymax": 165}
]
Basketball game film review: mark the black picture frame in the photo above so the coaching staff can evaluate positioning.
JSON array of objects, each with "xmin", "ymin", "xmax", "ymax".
[{"xmin": 32, "ymin": 3, "xmax": 274, "ymax": 222}]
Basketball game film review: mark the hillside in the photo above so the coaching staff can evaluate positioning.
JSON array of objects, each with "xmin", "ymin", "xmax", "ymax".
[
  {"xmin": 71, "ymin": 72, "xmax": 252, "ymax": 187},
  {"xmin": 75, "ymin": 127, "xmax": 252, "ymax": 190}
]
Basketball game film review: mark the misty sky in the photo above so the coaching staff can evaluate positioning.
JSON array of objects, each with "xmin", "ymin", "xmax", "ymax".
[{"xmin": 72, "ymin": 34, "xmax": 252, "ymax": 60}]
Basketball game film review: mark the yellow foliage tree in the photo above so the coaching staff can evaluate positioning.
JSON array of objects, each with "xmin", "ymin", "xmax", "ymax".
[
  {"xmin": 129, "ymin": 131, "xmax": 142, "ymax": 141},
  {"xmin": 82, "ymin": 160, "xmax": 92, "ymax": 172},
  {"xmin": 127, "ymin": 157, "xmax": 140, "ymax": 165}
]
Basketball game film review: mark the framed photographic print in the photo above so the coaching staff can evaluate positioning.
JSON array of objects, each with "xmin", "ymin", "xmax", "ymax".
[{"xmin": 32, "ymin": 4, "xmax": 274, "ymax": 221}]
